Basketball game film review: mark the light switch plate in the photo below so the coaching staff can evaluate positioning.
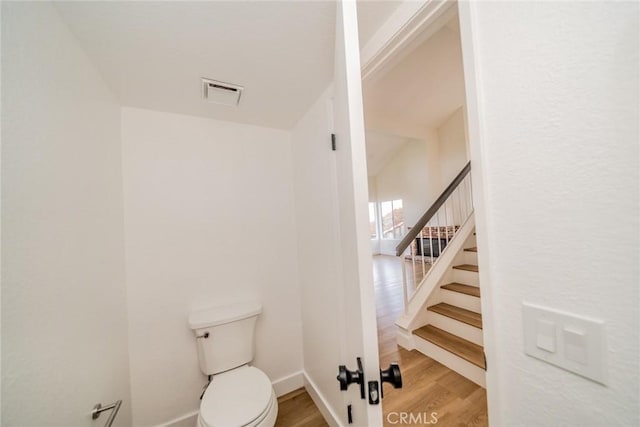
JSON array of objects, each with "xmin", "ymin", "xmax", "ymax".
[
  {"xmin": 523, "ymin": 302, "xmax": 606, "ymax": 384},
  {"xmin": 536, "ymin": 319, "xmax": 557, "ymax": 353}
]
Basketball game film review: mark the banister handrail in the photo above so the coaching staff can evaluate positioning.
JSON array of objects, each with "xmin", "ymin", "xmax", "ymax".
[{"xmin": 395, "ymin": 162, "xmax": 471, "ymax": 256}]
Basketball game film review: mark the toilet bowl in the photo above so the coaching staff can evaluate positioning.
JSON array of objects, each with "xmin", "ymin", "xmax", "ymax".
[
  {"xmin": 197, "ymin": 365, "xmax": 277, "ymax": 427},
  {"xmin": 188, "ymin": 302, "xmax": 277, "ymax": 427}
]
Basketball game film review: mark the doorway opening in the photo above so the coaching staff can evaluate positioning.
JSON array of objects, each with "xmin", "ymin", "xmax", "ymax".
[{"xmin": 362, "ymin": 4, "xmax": 488, "ymax": 425}]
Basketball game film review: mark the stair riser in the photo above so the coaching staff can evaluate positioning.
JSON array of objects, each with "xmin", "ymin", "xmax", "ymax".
[
  {"xmin": 453, "ymin": 269, "xmax": 479, "ymax": 286},
  {"xmin": 414, "ymin": 337, "xmax": 486, "ymax": 388},
  {"xmin": 441, "ymin": 289, "xmax": 481, "ymax": 314},
  {"xmin": 426, "ymin": 311, "xmax": 484, "ymax": 346},
  {"xmin": 464, "ymin": 251, "xmax": 478, "ymax": 265}
]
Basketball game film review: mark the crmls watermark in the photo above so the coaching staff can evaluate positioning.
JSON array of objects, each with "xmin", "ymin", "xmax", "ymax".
[{"xmin": 386, "ymin": 412, "xmax": 439, "ymax": 425}]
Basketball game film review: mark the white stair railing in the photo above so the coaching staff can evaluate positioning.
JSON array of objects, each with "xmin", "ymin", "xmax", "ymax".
[{"xmin": 396, "ymin": 162, "xmax": 473, "ymax": 310}]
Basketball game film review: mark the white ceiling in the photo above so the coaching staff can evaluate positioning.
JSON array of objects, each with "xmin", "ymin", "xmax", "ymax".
[
  {"xmin": 363, "ymin": 20, "xmax": 465, "ymax": 138},
  {"xmin": 356, "ymin": 1, "xmax": 403, "ymax": 50},
  {"xmin": 53, "ymin": 1, "xmax": 400, "ymax": 130},
  {"xmin": 362, "ymin": 17, "xmax": 465, "ymax": 175},
  {"xmin": 54, "ymin": 1, "xmax": 337, "ymax": 129},
  {"xmin": 53, "ymin": 1, "xmax": 463, "ymax": 176}
]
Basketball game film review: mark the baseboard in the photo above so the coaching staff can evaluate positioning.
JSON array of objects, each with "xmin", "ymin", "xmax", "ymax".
[
  {"xmin": 395, "ymin": 326, "xmax": 415, "ymax": 350},
  {"xmin": 158, "ymin": 410, "xmax": 198, "ymax": 427},
  {"xmin": 272, "ymin": 370, "xmax": 304, "ymax": 397},
  {"xmin": 303, "ymin": 372, "xmax": 343, "ymax": 427}
]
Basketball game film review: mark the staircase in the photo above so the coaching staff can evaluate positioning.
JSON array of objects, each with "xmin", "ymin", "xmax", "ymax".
[
  {"xmin": 411, "ymin": 240, "xmax": 486, "ymax": 387},
  {"xmin": 393, "ymin": 162, "xmax": 486, "ymax": 387}
]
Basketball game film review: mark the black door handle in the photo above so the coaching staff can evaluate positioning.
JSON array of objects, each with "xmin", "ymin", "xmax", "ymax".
[
  {"xmin": 336, "ymin": 357, "xmax": 365, "ymax": 399},
  {"xmin": 380, "ymin": 363, "xmax": 402, "ymax": 398}
]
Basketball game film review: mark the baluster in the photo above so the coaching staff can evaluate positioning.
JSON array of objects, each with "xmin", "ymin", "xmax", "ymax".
[
  {"xmin": 401, "ymin": 248, "xmax": 409, "ymax": 313},
  {"xmin": 436, "ymin": 209, "xmax": 443, "ymax": 258},
  {"xmin": 428, "ymin": 219, "xmax": 434, "ymax": 267},
  {"xmin": 469, "ymin": 175, "xmax": 473, "ymax": 209},
  {"xmin": 420, "ymin": 229, "xmax": 425, "ymax": 283},
  {"xmin": 444, "ymin": 200, "xmax": 449, "ymax": 247},
  {"xmin": 458, "ymin": 186, "xmax": 463, "ymax": 230},
  {"xmin": 411, "ymin": 237, "xmax": 416, "ymax": 291}
]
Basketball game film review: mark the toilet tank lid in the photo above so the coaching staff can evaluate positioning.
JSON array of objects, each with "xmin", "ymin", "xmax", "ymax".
[{"xmin": 189, "ymin": 301, "xmax": 262, "ymax": 330}]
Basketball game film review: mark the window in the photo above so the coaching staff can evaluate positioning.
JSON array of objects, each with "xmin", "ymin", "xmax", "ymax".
[
  {"xmin": 380, "ymin": 199, "xmax": 404, "ymax": 239},
  {"xmin": 369, "ymin": 203, "xmax": 377, "ymax": 239}
]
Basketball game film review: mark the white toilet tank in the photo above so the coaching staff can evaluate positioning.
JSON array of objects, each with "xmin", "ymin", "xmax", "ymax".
[{"xmin": 188, "ymin": 301, "xmax": 262, "ymax": 375}]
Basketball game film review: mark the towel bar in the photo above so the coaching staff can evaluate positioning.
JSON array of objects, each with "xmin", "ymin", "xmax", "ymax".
[{"xmin": 92, "ymin": 400, "xmax": 122, "ymax": 427}]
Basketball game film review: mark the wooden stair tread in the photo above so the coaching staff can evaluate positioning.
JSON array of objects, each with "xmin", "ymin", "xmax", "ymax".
[
  {"xmin": 428, "ymin": 303, "xmax": 483, "ymax": 329},
  {"xmin": 414, "ymin": 325, "xmax": 486, "ymax": 369},
  {"xmin": 464, "ymin": 247, "xmax": 478, "ymax": 252},
  {"xmin": 441, "ymin": 282, "xmax": 480, "ymax": 297},
  {"xmin": 453, "ymin": 264, "xmax": 479, "ymax": 272}
]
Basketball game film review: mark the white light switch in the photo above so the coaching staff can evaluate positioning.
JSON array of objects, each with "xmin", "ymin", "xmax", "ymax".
[
  {"xmin": 536, "ymin": 319, "xmax": 556, "ymax": 352},
  {"xmin": 564, "ymin": 327, "xmax": 588, "ymax": 364},
  {"xmin": 523, "ymin": 302, "xmax": 606, "ymax": 384}
]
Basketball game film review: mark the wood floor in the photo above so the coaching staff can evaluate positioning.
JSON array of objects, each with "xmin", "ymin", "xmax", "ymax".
[
  {"xmin": 276, "ymin": 255, "xmax": 487, "ymax": 426},
  {"xmin": 375, "ymin": 255, "xmax": 488, "ymax": 427},
  {"xmin": 276, "ymin": 388, "xmax": 328, "ymax": 427}
]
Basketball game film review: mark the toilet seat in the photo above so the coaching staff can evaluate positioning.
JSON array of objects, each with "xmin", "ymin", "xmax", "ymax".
[{"xmin": 199, "ymin": 365, "xmax": 276, "ymax": 427}]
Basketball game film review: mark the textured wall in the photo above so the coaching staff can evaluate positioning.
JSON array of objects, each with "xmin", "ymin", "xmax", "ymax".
[
  {"xmin": 2, "ymin": 3, "xmax": 132, "ymax": 426},
  {"xmin": 463, "ymin": 2, "xmax": 639, "ymax": 425}
]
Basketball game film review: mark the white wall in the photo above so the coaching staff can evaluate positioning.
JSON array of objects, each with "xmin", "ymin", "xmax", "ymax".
[
  {"xmin": 1, "ymin": 3, "xmax": 132, "ymax": 426},
  {"xmin": 372, "ymin": 133, "xmax": 440, "ymax": 255},
  {"xmin": 120, "ymin": 107, "xmax": 303, "ymax": 426},
  {"xmin": 291, "ymin": 88, "xmax": 347, "ymax": 423},
  {"xmin": 437, "ymin": 107, "xmax": 468, "ymax": 186},
  {"xmin": 462, "ymin": 2, "xmax": 639, "ymax": 425},
  {"xmin": 368, "ymin": 108, "xmax": 468, "ymax": 256}
]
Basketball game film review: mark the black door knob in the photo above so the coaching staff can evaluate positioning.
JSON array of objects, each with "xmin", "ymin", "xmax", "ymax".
[
  {"xmin": 380, "ymin": 362, "xmax": 402, "ymax": 396},
  {"xmin": 336, "ymin": 357, "xmax": 365, "ymax": 399},
  {"xmin": 336, "ymin": 365, "xmax": 362, "ymax": 391}
]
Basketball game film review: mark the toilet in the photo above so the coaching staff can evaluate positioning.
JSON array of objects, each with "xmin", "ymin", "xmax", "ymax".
[{"xmin": 189, "ymin": 301, "xmax": 277, "ymax": 427}]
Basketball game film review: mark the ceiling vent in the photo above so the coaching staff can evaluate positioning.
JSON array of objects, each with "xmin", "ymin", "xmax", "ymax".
[{"xmin": 201, "ymin": 78, "xmax": 243, "ymax": 106}]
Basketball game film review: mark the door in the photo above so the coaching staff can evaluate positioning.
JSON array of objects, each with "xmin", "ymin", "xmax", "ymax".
[
  {"xmin": 332, "ymin": 1, "xmax": 382, "ymax": 426},
  {"xmin": 290, "ymin": 1, "xmax": 382, "ymax": 426}
]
